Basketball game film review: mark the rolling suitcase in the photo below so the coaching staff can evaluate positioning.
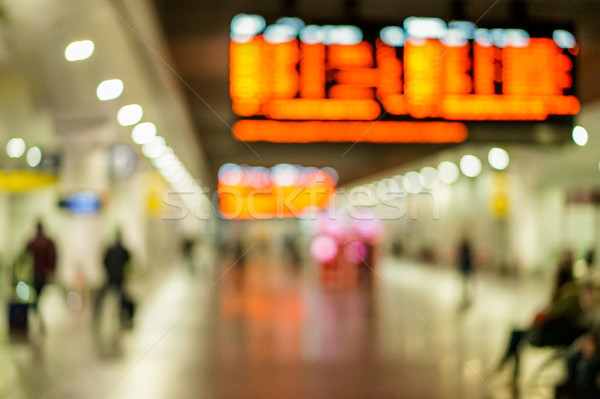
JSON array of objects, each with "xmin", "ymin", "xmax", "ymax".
[{"xmin": 8, "ymin": 302, "xmax": 29, "ymax": 335}]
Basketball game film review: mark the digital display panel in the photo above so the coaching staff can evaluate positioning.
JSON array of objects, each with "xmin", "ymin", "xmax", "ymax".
[
  {"xmin": 218, "ymin": 163, "xmax": 337, "ymax": 219},
  {"xmin": 60, "ymin": 192, "xmax": 102, "ymax": 214},
  {"xmin": 230, "ymin": 15, "xmax": 579, "ymax": 143}
]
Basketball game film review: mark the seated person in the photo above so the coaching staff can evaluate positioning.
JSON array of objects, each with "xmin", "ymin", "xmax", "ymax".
[
  {"xmin": 555, "ymin": 328, "xmax": 600, "ymax": 399},
  {"xmin": 496, "ymin": 281, "xmax": 595, "ymax": 379}
]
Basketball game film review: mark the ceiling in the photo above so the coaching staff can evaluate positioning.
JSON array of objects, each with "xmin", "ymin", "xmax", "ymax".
[
  {"xmin": 1, "ymin": 0, "xmax": 599, "ymax": 194},
  {"xmin": 0, "ymin": 0, "xmax": 209, "ymax": 189},
  {"xmin": 150, "ymin": 0, "xmax": 600, "ymax": 189}
]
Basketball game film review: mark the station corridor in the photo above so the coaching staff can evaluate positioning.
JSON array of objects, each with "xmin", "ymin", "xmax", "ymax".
[{"xmin": 0, "ymin": 255, "xmax": 560, "ymax": 399}]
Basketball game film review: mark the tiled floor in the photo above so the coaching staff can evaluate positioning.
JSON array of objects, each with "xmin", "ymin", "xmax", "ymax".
[{"xmin": 0, "ymin": 256, "xmax": 563, "ymax": 399}]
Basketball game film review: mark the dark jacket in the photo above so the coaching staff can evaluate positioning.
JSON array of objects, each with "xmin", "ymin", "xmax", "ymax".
[{"xmin": 103, "ymin": 242, "xmax": 130, "ymax": 285}]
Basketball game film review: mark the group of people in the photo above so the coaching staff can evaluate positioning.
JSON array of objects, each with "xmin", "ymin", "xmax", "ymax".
[
  {"xmin": 20, "ymin": 222, "xmax": 132, "ymax": 333},
  {"xmin": 494, "ymin": 248, "xmax": 600, "ymax": 398}
]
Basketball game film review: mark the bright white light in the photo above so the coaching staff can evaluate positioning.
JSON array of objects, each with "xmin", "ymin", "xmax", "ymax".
[
  {"xmin": 272, "ymin": 164, "xmax": 298, "ymax": 186},
  {"xmin": 219, "ymin": 163, "xmax": 243, "ymax": 186},
  {"xmin": 460, "ymin": 155, "xmax": 482, "ymax": 178},
  {"xmin": 488, "ymin": 147, "xmax": 510, "ymax": 170},
  {"xmin": 503, "ymin": 29, "xmax": 530, "ymax": 47},
  {"xmin": 132, "ymin": 122, "xmax": 157, "ymax": 144},
  {"xmin": 159, "ymin": 161, "xmax": 183, "ymax": 178},
  {"xmin": 438, "ymin": 161, "xmax": 460, "ymax": 184},
  {"xmin": 65, "ymin": 40, "xmax": 94, "ymax": 61},
  {"xmin": 403, "ymin": 171, "xmax": 422, "ymax": 194},
  {"xmin": 490, "ymin": 29, "xmax": 506, "ymax": 48},
  {"xmin": 441, "ymin": 28, "xmax": 468, "ymax": 47},
  {"xmin": 275, "ymin": 17, "xmax": 305, "ymax": 33},
  {"xmin": 263, "ymin": 24, "xmax": 297, "ymax": 44},
  {"xmin": 474, "ymin": 29, "xmax": 492, "ymax": 47},
  {"xmin": 448, "ymin": 21, "xmax": 476, "ymax": 39},
  {"xmin": 167, "ymin": 169, "xmax": 187, "ymax": 184},
  {"xmin": 300, "ymin": 25, "xmax": 326, "ymax": 44},
  {"xmin": 26, "ymin": 146, "xmax": 42, "ymax": 167},
  {"xmin": 117, "ymin": 104, "xmax": 143, "ymax": 126},
  {"xmin": 404, "ymin": 17, "xmax": 446, "ymax": 39},
  {"xmin": 7, "ymin": 138, "xmax": 26, "ymax": 158},
  {"xmin": 323, "ymin": 25, "xmax": 363, "ymax": 45},
  {"xmin": 16, "ymin": 281, "xmax": 30, "ymax": 301},
  {"xmin": 96, "ymin": 79, "xmax": 124, "ymax": 101},
  {"xmin": 572, "ymin": 126, "xmax": 588, "ymax": 146},
  {"xmin": 153, "ymin": 151, "xmax": 177, "ymax": 170},
  {"xmin": 230, "ymin": 14, "xmax": 266, "ymax": 43},
  {"xmin": 142, "ymin": 136, "xmax": 166, "ymax": 159},
  {"xmin": 419, "ymin": 167, "xmax": 439, "ymax": 189},
  {"xmin": 553, "ymin": 30, "xmax": 576, "ymax": 49},
  {"xmin": 380, "ymin": 26, "xmax": 405, "ymax": 47}
]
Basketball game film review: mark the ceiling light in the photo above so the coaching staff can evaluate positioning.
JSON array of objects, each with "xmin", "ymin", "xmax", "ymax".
[
  {"xmin": 437, "ymin": 161, "xmax": 459, "ymax": 184},
  {"xmin": 572, "ymin": 126, "xmax": 588, "ymax": 146},
  {"xmin": 460, "ymin": 155, "xmax": 482, "ymax": 178},
  {"xmin": 117, "ymin": 104, "xmax": 143, "ymax": 126},
  {"xmin": 402, "ymin": 171, "xmax": 422, "ymax": 194},
  {"xmin": 488, "ymin": 147, "xmax": 510, "ymax": 170},
  {"xmin": 7, "ymin": 138, "xmax": 26, "ymax": 158},
  {"xmin": 142, "ymin": 136, "xmax": 166, "ymax": 158},
  {"xmin": 419, "ymin": 166, "xmax": 438, "ymax": 189},
  {"xmin": 26, "ymin": 146, "xmax": 42, "ymax": 167},
  {"xmin": 96, "ymin": 79, "xmax": 124, "ymax": 101},
  {"xmin": 132, "ymin": 122, "xmax": 156, "ymax": 144},
  {"xmin": 65, "ymin": 40, "xmax": 95, "ymax": 61}
]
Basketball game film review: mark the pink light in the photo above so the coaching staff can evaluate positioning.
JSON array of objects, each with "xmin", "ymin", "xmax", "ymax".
[
  {"xmin": 310, "ymin": 235, "xmax": 339, "ymax": 263},
  {"xmin": 344, "ymin": 241, "xmax": 367, "ymax": 263},
  {"xmin": 352, "ymin": 210, "xmax": 383, "ymax": 242},
  {"xmin": 319, "ymin": 212, "xmax": 348, "ymax": 239}
]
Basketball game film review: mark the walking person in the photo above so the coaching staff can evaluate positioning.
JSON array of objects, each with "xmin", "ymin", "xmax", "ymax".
[
  {"xmin": 25, "ymin": 221, "xmax": 57, "ymax": 332},
  {"xmin": 94, "ymin": 231, "xmax": 132, "ymax": 329},
  {"xmin": 458, "ymin": 236, "xmax": 475, "ymax": 307}
]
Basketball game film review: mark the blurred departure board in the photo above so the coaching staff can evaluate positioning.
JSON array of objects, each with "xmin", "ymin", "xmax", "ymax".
[
  {"xmin": 229, "ymin": 15, "xmax": 579, "ymax": 143},
  {"xmin": 218, "ymin": 163, "xmax": 337, "ymax": 219}
]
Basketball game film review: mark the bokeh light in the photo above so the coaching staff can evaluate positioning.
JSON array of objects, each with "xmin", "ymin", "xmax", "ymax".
[
  {"xmin": 310, "ymin": 235, "xmax": 339, "ymax": 263},
  {"xmin": 487, "ymin": 147, "xmax": 510, "ymax": 170},
  {"xmin": 460, "ymin": 155, "xmax": 482, "ymax": 178},
  {"xmin": 572, "ymin": 126, "xmax": 588, "ymax": 146},
  {"xmin": 438, "ymin": 161, "xmax": 460, "ymax": 184},
  {"xmin": 96, "ymin": 79, "xmax": 124, "ymax": 101},
  {"xmin": 7, "ymin": 138, "xmax": 26, "ymax": 158}
]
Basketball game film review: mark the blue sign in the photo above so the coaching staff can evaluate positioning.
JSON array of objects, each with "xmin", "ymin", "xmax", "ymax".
[{"xmin": 61, "ymin": 192, "xmax": 101, "ymax": 214}]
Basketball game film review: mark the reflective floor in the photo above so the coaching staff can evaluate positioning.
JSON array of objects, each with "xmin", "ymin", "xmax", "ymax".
[{"xmin": 0, "ymin": 256, "xmax": 562, "ymax": 399}]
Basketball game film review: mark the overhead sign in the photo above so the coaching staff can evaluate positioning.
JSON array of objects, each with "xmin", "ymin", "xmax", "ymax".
[
  {"xmin": 218, "ymin": 163, "xmax": 337, "ymax": 219},
  {"xmin": 229, "ymin": 15, "xmax": 579, "ymax": 143},
  {"xmin": 59, "ymin": 192, "xmax": 102, "ymax": 215}
]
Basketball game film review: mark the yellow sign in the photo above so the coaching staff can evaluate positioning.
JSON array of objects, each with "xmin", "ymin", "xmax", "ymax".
[{"xmin": 0, "ymin": 171, "xmax": 57, "ymax": 191}]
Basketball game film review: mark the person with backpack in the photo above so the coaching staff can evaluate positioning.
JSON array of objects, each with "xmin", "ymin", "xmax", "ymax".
[{"xmin": 94, "ymin": 231, "xmax": 133, "ymax": 329}]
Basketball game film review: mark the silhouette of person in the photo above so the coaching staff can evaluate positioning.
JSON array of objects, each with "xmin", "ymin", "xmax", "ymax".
[
  {"xmin": 182, "ymin": 237, "xmax": 195, "ymax": 274},
  {"xmin": 458, "ymin": 237, "xmax": 474, "ymax": 306},
  {"xmin": 94, "ymin": 231, "xmax": 131, "ymax": 327},
  {"xmin": 25, "ymin": 221, "xmax": 57, "ymax": 331}
]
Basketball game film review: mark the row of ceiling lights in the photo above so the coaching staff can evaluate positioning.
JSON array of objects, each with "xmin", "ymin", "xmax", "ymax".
[
  {"xmin": 5, "ymin": 138, "xmax": 42, "ymax": 167},
  {"xmin": 353, "ymin": 124, "xmax": 591, "ymax": 198},
  {"xmin": 348, "ymin": 147, "xmax": 510, "ymax": 200},
  {"xmin": 65, "ymin": 39, "xmax": 202, "ymax": 200}
]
